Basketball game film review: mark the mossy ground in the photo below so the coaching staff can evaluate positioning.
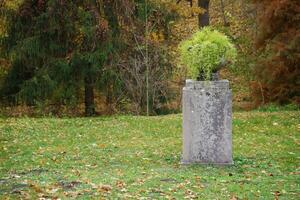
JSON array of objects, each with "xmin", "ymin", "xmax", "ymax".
[{"xmin": 0, "ymin": 111, "xmax": 299, "ymax": 199}]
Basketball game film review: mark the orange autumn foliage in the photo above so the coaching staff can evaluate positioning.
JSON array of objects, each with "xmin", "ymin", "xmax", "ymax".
[{"xmin": 252, "ymin": 0, "xmax": 300, "ymax": 106}]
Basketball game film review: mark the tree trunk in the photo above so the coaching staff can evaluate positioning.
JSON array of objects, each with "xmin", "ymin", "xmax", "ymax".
[
  {"xmin": 106, "ymin": 83, "xmax": 113, "ymax": 114},
  {"xmin": 198, "ymin": 0, "xmax": 210, "ymax": 28},
  {"xmin": 103, "ymin": 0, "xmax": 119, "ymax": 37},
  {"xmin": 220, "ymin": 0, "xmax": 229, "ymax": 26},
  {"xmin": 84, "ymin": 73, "xmax": 96, "ymax": 116}
]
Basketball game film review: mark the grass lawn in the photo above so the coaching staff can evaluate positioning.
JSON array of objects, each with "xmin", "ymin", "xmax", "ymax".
[{"xmin": 0, "ymin": 111, "xmax": 299, "ymax": 199}]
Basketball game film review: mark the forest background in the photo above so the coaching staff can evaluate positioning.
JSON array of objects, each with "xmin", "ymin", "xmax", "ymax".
[{"xmin": 0, "ymin": 0, "xmax": 299, "ymax": 117}]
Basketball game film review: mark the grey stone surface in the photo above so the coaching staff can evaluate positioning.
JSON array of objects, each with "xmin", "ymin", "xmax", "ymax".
[{"xmin": 181, "ymin": 79, "xmax": 233, "ymax": 165}]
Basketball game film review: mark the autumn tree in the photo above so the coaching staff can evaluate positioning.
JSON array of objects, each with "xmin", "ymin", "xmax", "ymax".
[
  {"xmin": 252, "ymin": 0, "xmax": 300, "ymax": 106},
  {"xmin": 114, "ymin": 0, "xmax": 176, "ymax": 114},
  {"xmin": 175, "ymin": 0, "xmax": 210, "ymax": 28}
]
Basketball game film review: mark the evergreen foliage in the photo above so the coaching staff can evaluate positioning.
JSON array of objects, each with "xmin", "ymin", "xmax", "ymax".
[{"xmin": 0, "ymin": 0, "xmax": 114, "ymax": 115}]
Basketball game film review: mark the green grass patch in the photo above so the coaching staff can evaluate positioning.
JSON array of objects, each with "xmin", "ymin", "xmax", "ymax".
[
  {"xmin": 1, "ymin": 111, "xmax": 299, "ymax": 199},
  {"xmin": 256, "ymin": 104, "xmax": 299, "ymax": 112}
]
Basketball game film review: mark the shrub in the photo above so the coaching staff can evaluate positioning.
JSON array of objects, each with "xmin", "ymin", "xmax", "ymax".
[{"xmin": 179, "ymin": 27, "xmax": 237, "ymax": 80}]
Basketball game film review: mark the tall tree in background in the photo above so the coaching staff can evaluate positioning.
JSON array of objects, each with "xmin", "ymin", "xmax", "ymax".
[
  {"xmin": 116, "ymin": 0, "xmax": 175, "ymax": 115},
  {"xmin": 0, "ymin": 0, "xmax": 131, "ymax": 116},
  {"xmin": 252, "ymin": 0, "xmax": 300, "ymax": 106},
  {"xmin": 176, "ymin": 0, "xmax": 210, "ymax": 28},
  {"xmin": 198, "ymin": 0, "xmax": 210, "ymax": 27}
]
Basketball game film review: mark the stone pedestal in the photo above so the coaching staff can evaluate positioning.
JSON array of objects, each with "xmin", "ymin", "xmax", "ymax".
[{"xmin": 181, "ymin": 80, "xmax": 233, "ymax": 165}]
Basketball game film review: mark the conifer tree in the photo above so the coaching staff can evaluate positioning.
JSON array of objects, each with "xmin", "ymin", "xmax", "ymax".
[{"xmin": 0, "ymin": 0, "xmax": 115, "ymax": 116}]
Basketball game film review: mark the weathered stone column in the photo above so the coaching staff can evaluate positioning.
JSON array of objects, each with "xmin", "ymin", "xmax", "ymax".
[{"xmin": 181, "ymin": 80, "xmax": 233, "ymax": 165}]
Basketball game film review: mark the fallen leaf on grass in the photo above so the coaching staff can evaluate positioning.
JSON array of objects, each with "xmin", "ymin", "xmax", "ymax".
[
  {"xmin": 274, "ymin": 191, "xmax": 281, "ymax": 200},
  {"xmin": 230, "ymin": 196, "xmax": 238, "ymax": 200},
  {"xmin": 98, "ymin": 184, "xmax": 112, "ymax": 193},
  {"xmin": 98, "ymin": 144, "xmax": 106, "ymax": 148},
  {"xmin": 184, "ymin": 189, "xmax": 197, "ymax": 199},
  {"xmin": 38, "ymin": 193, "xmax": 57, "ymax": 200},
  {"xmin": 64, "ymin": 191, "xmax": 83, "ymax": 198},
  {"xmin": 116, "ymin": 180, "xmax": 126, "ymax": 189},
  {"xmin": 29, "ymin": 182, "xmax": 44, "ymax": 193},
  {"xmin": 45, "ymin": 188, "xmax": 59, "ymax": 194}
]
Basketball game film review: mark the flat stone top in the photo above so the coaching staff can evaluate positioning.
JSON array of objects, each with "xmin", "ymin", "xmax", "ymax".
[{"xmin": 184, "ymin": 79, "xmax": 230, "ymax": 90}]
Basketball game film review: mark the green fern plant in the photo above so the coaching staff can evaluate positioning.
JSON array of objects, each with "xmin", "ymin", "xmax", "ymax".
[{"xmin": 179, "ymin": 27, "xmax": 237, "ymax": 80}]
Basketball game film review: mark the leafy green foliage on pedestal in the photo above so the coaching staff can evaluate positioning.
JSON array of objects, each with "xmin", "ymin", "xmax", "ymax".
[{"xmin": 179, "ymin": 27, "xmax": 237, "ymax": 80}]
